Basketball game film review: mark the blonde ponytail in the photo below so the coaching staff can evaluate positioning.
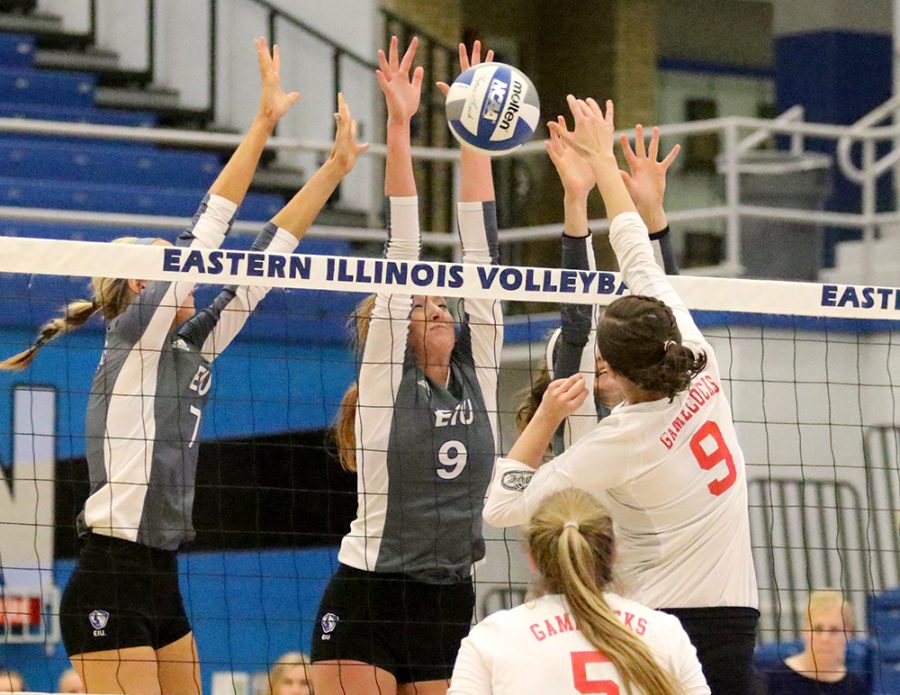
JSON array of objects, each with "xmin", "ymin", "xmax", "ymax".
[
  {"xmin": 0, "ymin": 236, "xmax": 155, "ymax": 371},
  {"xmin": 527, "ymin": 489, "xmax": 683, "ymax": 695},
  {"xmin": 0, "ymin": 298, "xmax": 100, "ymax": 370}
]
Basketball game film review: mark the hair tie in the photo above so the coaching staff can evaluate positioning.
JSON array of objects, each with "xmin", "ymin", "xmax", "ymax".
[
  {"xmin": 663, "ymin": 340, "xmax": 677, "ymax": 351},
  {"xmin": 563, "ymin": 521, "xmax": 579, "ymax": 530}
]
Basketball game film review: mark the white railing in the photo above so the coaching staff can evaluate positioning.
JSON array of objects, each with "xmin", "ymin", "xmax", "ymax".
[{"xmin": 2, "ymin": 101, "xmax": 900, "ymax": 278}]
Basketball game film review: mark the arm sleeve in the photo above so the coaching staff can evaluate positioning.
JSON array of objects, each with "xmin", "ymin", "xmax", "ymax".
[
  {"xmin": 649, "ymin": 225, "xmax": 679, "ymax": 276},
  {"xmin": 355, "ymin": 196, "xmax": 420, "ymax": 455},
  {"xmin": 455, "ymin": 200, "xmax": 503, "ymax": 451},
  {"xmin": 610, "ymin": 212, "xmax": 708, "ymax": 357},
  {"xmin": 177, "ymin": 224, "xmax": 299, "ymax": 360},
  {"xmin": 483, "ymin": 418, "xmax": 636, "ymax": 527},
  {"xmin": 552, "ymin": 233, "xmax": 600, "ymax": 449},
  {"xmin": 448, "ymin": 632, "xmax": 494, "ymax": 695},
  {"xmin": 111, "ymin": 193, "xmax": 237, "ymax": 350}
]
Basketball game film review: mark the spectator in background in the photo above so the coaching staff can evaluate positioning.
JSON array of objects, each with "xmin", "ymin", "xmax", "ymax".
[
  {"xmin": 762, "ymin": 590, "xmax": 866, "ymax": 694},
  {"xmin": 0, "ymin": 668, "xmax": 24, "ymax": 692},
  {"xmin": 58, "ymin": 667, "xmax": 86, "ymax": 693},
  {"xmin": 267, "ymin": 652, "xmax": 312, "ymax": 695}
]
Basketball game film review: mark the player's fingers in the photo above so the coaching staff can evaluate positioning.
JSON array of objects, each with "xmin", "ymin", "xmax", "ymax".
[
  {"xmin": 566, "ymin": 94, "xmax": 582, "ymax": 122},
  {"xmin": 605, "ymin": 99, "xmax": 615, "ymax": 125},
  {"xmin": 620, "ymin": 134, "xmax": 637, "ymax": 166},
  {"xmin": 412, "ymin": 65, "xmax": 425, "ymax": 91},
  {"xmin": 635, "ymin": 124, "xmax": 646, "ymax": 159},
  {"xmin": 485, "ymin": 49, "xmax": 494, "ymax": 63},
  {"xmin": 377, "ymin": 49, "xmax": 389, "ymax": 75},
  {"xmin": 649, "ymin": 126, "xmax": 660, "ymax": 161},
  {"xmin": 457, "ymin": 42, "xmax": 469, "ymax": 71},
  {"xmin": 585, "ymin": 97, "xmax": 603, "ymax": 118},
  {"xmin": 255, "ymin": 37, "xmax": 269, "ymax": 72},
  {"xmin": 661, "ymin": 143, "xmax": 682, "ymax": 170},
  {"xmin": 388, "ymin": 35, "xmax": 399, "ymax": 69},
  {"xmin": 400, "ymin": 36, "xmax": 418, "ymax": 74},
  {"xmin": 272, "ymin": 43, "xmax": 281, "ymax": 74},
  {"xmin": 436, "ymin": 81, "xmax": 450, "ymax": 96},
  {"xmin": 471, "ymin": 39, "xmax": 481, "ymax": 66},
  {"xmin": 620, "ymin": 169, "xmax": 633, "ymax": 187}
]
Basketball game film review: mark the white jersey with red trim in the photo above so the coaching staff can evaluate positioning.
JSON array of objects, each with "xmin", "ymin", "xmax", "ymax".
[
  {"xmin": 449, "ymin": 592, "xmax": 710, "ymax": 695},
  {"xmin": 484, "ymin": 212, "xmax": 757, "ymax": 610}
]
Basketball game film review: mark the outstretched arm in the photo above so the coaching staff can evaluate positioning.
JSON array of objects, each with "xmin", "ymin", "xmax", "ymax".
[
  {"xmin": 209, "ymin": 37, "xmax": 300, "ymax": 207},
  {"xmin": 180, "ymin": 96, "xmax": 369, "ymax": 360},
  {"xmin": 115, "ymin": 38, "xmax": 299, "ymax": 349},
  {"xmin": 620, "ymin": 124, "xmax": 681, "ymax": 274},
  {"xmin": 558, "ymin": 98, "xmax": 706, "ymax": 355},
  {"xmin": 440, "ymin": 42, "xmax": 503, "ymax": 445},
  {"xmin": 545, "ymin": 116, "xmax": 598, "ymax": 448},
  {"xmin": 356, "ymin": 36, "xmax": 423, "ymax": 456}
]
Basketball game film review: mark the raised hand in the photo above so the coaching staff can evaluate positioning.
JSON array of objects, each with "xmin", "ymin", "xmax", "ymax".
[
  {"xmin": 538, "ymin": 373, "xmax": 589, "ymax": 423},
  {"xmin": 436, "ymin": 39, "xmax": 495, "ymax": 98},
  {"xmin": 619, "ymin": 125, "xmax": 680, "ymax": 231},
  {"xmin": 376, "ymin": 36, "xmax": 424, "ymax": 123},
  {"xmin": 546, "ymin": 115, "xmax": 595, "ymax": 200},
  {"xmin": 555, "ymin": 95, "xmax": 617, "ymax": 164},
  {"xmin": 328, "ymin": 93, "xmax": 370, "ymax": 176},
  {"xmin": 255, "ymin": 37, "xmax": 301, "ymax": 124}
]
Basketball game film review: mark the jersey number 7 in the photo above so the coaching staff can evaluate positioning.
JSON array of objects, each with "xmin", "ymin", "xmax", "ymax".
[
  {"xmin": 570, "ymin": 651, "xmax": 620, "ymax": 694},
  {"xmin": 690, "ymin": 420, "xmax": 737, "ymax": 496}
]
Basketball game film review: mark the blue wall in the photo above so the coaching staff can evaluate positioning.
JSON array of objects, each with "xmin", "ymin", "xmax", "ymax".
[
  {"xmin": 1, "ymin": 548, "xmax": 339, "ymax": 693},
  {"xmin": 775, "ymin": 30, "xmax": 894, "ymax": 266}
]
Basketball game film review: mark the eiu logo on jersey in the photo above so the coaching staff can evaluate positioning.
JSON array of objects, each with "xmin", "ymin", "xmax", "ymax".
[
  {"xmin": 320, "ymin": 612, "xmax": 339, "ymax": 640},
  {"xmin": 501, "ymin": 470, "xmax": 534, "ymax": 491},
  {"xmin": 89, "ymin": 609, "xmax": 109, "ymax": 636},
  {"xmin": 189, "ymin": 364, "xmax": 212, "ymax": 396},
  {"xmin": 434, "ymin": 398, "xmax": 474, "ymax": 427}
]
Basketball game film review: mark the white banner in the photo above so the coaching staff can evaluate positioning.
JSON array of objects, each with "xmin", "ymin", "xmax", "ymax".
[{"xmin": 0, "ymin": 236, "xmax": 898, "ymax": 319}]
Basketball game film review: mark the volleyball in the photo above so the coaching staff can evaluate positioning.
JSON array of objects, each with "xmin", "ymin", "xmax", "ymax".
[{"xmin": 445, "ymin": 62, "xmax": 540, "ymax": 156}]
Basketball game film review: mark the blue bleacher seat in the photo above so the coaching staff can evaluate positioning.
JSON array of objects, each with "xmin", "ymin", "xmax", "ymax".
[
  {"xmin": 0, "ymin": 66, "xmax": 94, "ymax": 108},
  {"xmin": 869, "ymin": 589, "xmax": 900, "ymax": 646},
  {"xmin": 0, "ymin": 176, "xmax": 283, "ymax": 219},
  {"xmin": 0, "ymin": 33, "xmax": 34, "ymax": 68},
  {"xmin": 872, "ymin": 642, "xmax": 900, "ymax": 694},
  {"xmin": 0, "ymin": 102, "xmax": 157, "ymax": 127},
  {"xmin": 0, "ymin": 139, "xmax": 222, "ymax": 187}
]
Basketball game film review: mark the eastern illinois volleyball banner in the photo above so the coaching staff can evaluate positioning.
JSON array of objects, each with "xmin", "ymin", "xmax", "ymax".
[{"xmin": 0, "ymin": 236, "xmax": 899, "ymax": 320}]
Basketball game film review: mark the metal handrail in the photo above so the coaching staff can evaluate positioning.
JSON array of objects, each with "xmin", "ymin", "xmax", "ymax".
[{"xmin": 836, "ymin": 94, "xmax": 900, "ymax": 184}]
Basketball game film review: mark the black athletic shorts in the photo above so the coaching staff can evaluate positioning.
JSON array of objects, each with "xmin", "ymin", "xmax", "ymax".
[
  {"xmin": 661, "ymin": 606, "xmax": 760, "ymax": 695},
  {"xmin": 60, "ymin": 533, "xmax": 191, "ymax": 655},
  {"xmin": 310, "ymin": 564, "xmax": 475, "ymax": 683}
]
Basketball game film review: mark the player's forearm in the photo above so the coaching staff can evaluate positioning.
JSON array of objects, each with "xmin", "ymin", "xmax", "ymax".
[
  {"xmin": 385, "ymin": 119, "xmax": 416, "ymax": 197},
  {"xmin": 563, "ymin": 193, "xmax": 590, "ymax": 238},
  {"xmin": 459, "ymin": 146, "xmax": 495, "ymax": 202},
  {"xmin": 590, "ymin": 153, "xmax": 638, "ymax": 220},
  {"xmin": 507, "ymin": 408, "xmax": 562, "ymax": 468},
  {"xmin": 209, "ymin": 113, "xmax": 275, "ymax": 205},
  {"xmin": 271, "ymin": 159, "xmax": 345, "ymax": 238},
  {"xmin": 640, "ymin": 200, "xmax": 668, "ymax": 235}
]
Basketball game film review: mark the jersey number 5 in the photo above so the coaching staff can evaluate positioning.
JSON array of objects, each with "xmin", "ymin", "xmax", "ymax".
[
  {"xmin": 570, "ymin": 651, "xmax": 620, "ymax": 694},
  {"xmin": 690, "ymin": 420, "xmax": 737, "ymax": 496}
]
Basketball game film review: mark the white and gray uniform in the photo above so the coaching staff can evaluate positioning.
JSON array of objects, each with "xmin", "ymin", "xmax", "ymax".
[
  {"xmin": 80, "ymin": 194, "xmax": 300, "ymax": 550},
  {"xmin": 449, "ymin": 592, "xmax": 710, "ymax": 695},
  {"xmin": 338, "ymin": 196, "xmax": 503, "ymax": 584},
  {"xmin": 485, "ymin": 212, "xmax": 757, "ymax": 611}
]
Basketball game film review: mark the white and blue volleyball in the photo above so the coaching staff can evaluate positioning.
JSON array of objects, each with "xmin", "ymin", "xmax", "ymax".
[{"xmin": 445, "ymin": 62, "xmax": 540, "ymax": 156}]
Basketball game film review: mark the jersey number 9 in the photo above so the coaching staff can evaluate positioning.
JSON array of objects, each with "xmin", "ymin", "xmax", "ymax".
[
  {"xmin": 690, "ymin": 420, "xmax": 737, "ymax": 496},
  {"xmin": 436, "ymin": 440, "xmax": 468, "ymax": 480}
]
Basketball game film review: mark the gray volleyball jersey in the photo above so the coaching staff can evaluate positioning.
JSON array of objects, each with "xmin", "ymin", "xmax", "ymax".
[
  {"xmin": 80, "ymin": 194, "xmax": 299, "ymax": 550},
  {"xmin": 338, "ymin": 197, "xmax": 503, "ymax": 584}
]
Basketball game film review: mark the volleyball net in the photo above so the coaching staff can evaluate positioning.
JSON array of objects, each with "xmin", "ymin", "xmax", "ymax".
[{"xmin": 0, "ymin": 233, "xmax": 897, "ymax": 692}]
